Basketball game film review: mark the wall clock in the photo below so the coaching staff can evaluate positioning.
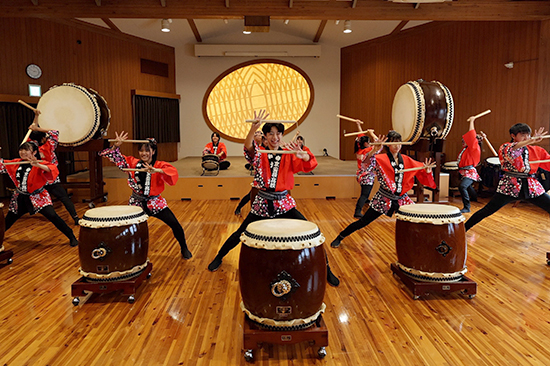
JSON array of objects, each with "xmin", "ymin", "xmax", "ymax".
[{"xmin": 26, "ymin": 64, "xmax": 42, "ymax": 79}]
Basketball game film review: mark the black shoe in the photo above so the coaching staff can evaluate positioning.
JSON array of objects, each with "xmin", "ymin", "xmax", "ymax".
[
  {"xmin": 181, "ymin": 247, "xmax": 193, "ymax": 259},
  {"xmin": 208, "ymin": 257, "xmax": 223, "ymax": 272},
  {"xmin": 331, "ymin": 236, "xmax": 343, "ymax": 248},
  {"xmin": 327, "ymin": 268, "xmax": 340, "ymax": 287},
  {"xmin": 234, "ymin": 207, "xmax": 242, "ymax": 216},
  {"xmin": 73, "ymin": 216, "xmax": 80, "ymax": 226},
  {"xmin": 460, "ymin": 208, "xmax": 471, "ymax": 213},
  {"xmin": 353, "ymin": 211, "xmax": 363, "ymax": 219},
  {"xmin": 70, "ymin": 237, "xmax": 79, "ymax": 247}
]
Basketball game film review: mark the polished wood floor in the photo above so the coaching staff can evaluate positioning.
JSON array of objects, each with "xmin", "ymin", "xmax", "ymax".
[{"xmin": 1, "ymin": 196, "xmax": 550, "ymax": 365}]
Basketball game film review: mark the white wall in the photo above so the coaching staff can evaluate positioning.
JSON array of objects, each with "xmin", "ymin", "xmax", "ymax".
[{"xmin": 175, "ymin": 43, "xmax": 341, "ymax": 158}]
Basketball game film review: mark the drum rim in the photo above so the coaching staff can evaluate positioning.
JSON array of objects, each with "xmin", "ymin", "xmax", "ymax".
[
  {"xmin": 396, "ymin": 204, "xmax": 465, "ymax": 224},
  {"xmin": 80, "ymin": 205, "xmax": 149, "ymax": 227},
  {"xmin": 392, "ymin": 81, "xmax": 425, "ymax": 143},
  {"xmin": 435, "ymin": 81, "xmax": 454, "ymax": 139},
  {"xmin": 241, "ymin": 219, "xmax": 325, "ymax": 250}
]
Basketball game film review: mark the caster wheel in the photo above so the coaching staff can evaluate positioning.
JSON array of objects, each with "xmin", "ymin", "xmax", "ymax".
[
  {"xmin": 547, "ymin": 260, "xmax": 550, "ymax": 266},
  {"xmin": 72, "ymin": 297, "xmax": 80, "ymax": 306},
  {"xmin": 7, "ymin": 258, "xmax": 13, "ymax": 264},
  {"xmin": 146, "ymin": 273, "xmax": 152, "ymax": 279},
  {"xmin": 128, "ymin": 295, "xmax": 135, "ymax": 304},
  {"xmin": 318, "ymin": 347, "xmax": 327, "ymax": 359},
  {"xmin": 103, "ymin": 195, "xmax": 108, "ymax": 202},
  {"xmin": 88, "ymin": 202, "xmax": 95, "ymax": 209},
  {"xmin": 244, "ymin": 350, "xmax": 254, "ymax": 362},
  {"xmin": 468, "ymin": 294, "xmax": 476, "ymax": 299},
  {"xmin": 413, "ymin": 295, "xmax": 420, "ymax": 300}
]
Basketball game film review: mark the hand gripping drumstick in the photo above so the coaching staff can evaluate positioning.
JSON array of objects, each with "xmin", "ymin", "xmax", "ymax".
[
  {"xmin": 480, "ymin": 132, "xmax": 498, "ymax": 157},
  {"xmin": 108, "ymin": 139, "xmax": 150, "ymax": 143}
]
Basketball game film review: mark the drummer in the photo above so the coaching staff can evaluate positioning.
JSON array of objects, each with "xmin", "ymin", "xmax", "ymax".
[
  {"xmin": 0, "ymin": 142, "xmax": 79, "ymax": 247},
  {"xmin": 207, "ymin": 110, "xmax": 340, "ymax": 287},
  {"xmin": 99, "ymin": 133, "xmax": 193, "ymax": 259},
  {"xmin": 235, "ymin": 131, "xmax": 266, "ymax": 216},
  {"xmin": 456, "ymin": 115, "xmax": 484, "ymax": 213},
  {"xmin": 203, "ymin": 132, "xmax": 230, "ymax": 170},
  {"xmin": 331, "ymin": 130, "xmax": 436, "ymax": 248},
  {"xmin": 465, "ymin": 124, "xmax": 550, "ymax": 231},
  {"xmin": 352, "ymin": 123, "xmax": 381, "ymax": 218},
  {"xmin": 28, "ymin": 109, "xmax": 81, "ymax": 225}
]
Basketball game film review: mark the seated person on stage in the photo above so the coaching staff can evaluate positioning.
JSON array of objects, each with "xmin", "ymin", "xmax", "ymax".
[
  {"xmin": 457, "ymin": 115, "xmax": 484, "ymax": 213},
  {"xmin": 208, "ymin": 110, "xmax": 340, "ymax": 287},
  {"xmin": 28, "ymin": 109, "xmax": 80, "ymax": 225},
  {"xmin": 99, "ymin": 132, "xmax": 193, "ymax": 259},
  {"xmin": 203, "ymin": 132, "xmax": 230, "ymax": 170},
  {"xmin": 331, "ymin": 130, "xmax": 436, "ymax": 248},
  {"xmin": 296, "ymin": 135, "xmax": 310, "ymax": 153},
  {"xmin": 353, "ymin": 129, "xmax": 381, "ymax": 219},
  {"xmin": 0, "ymin": 141, "xmax": 79, "ymax": 247},
  {"xmin": 465, "ymin": 123, "xmax": 550, "ymax": 231}
]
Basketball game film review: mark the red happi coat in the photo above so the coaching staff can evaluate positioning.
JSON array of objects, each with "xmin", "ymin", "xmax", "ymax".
[
  {"xmin": 457, "ymin": 129, "xmax": 481, "ymax": 181},
  {"xmin": 203, "ymin": 142, "xmax": 227, "ymax": 161}
]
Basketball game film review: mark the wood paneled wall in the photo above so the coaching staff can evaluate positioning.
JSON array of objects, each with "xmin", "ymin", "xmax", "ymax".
[
  {"xmin": 0, "ymin": 18, "xmax": 178, "ymax": 162},
  {"xmin": 340, "ymin": 21, "xmax": 549, "ymax": 162}
]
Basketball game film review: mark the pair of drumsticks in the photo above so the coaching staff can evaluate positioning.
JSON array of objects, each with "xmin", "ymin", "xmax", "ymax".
[{"xmin": 245, "ymin": 117, "xmax": 303, "ymax": 155}]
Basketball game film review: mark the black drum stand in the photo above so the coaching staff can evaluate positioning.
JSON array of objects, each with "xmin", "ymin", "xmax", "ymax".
[
  {"xmin": 71, "ymin": 262, "xmax": 152, "ymax": 305},
  {"xmin": 242, "ymin": 314, "xmax": 328, "ymax": 362},
  {"xmin": 391, "ymin": 263, "xmax": 477, "ymax": 300},
  {"xmin": 0, "ymin": 249, "xmax": 14, "ymax": 265},
  {"xmin": 546, "ymin": 252, "xmax": 550, "ymax": 265}
]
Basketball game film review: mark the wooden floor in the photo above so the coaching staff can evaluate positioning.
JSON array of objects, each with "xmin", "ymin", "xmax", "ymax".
[{"xmin": 1, "ymin": 196, "xmax": 550, "ymax": 365}]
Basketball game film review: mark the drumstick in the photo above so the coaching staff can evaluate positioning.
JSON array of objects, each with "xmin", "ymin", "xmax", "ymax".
[
  {"xmin": 122, "ymin": 168, "xmax": 162, "ymax": 173},
  {"xmin": 290, "ymin": 130, "xmax": 300, "ymax": 143},
  {"xmin": 3, "ymin": 160, "xmax": 45, "ymax": 166},
  {"xmin": 370, "ymin": 141, "xmax": 415, "ymax": 146},
  {"xmin": 396, "ymin": 164, "xmax": 436, "ymax": 174},
  {"xmin": 245, "ymin": 120, "xmax": 296, "ymax": 124},
  {"xmin": 107, "ymin": 139, "xmax": 150, "ymax": 143},
  {"xmin": 21, "ymin": 129, "xmax": 33, "ymax": 145},
  {"xmin": 529, "ymin": 159, "xmax": 550, "ymax": 164},
  {"xmin": 337, "ymin": 114, "xmax": 363, "ymax": 124},
  {"xmin": 344, "ymin": 130, "xmax": 374, "ymax": 138},
  {"xmin": 472, "ymin": 109, "xmax": 491, "ymax": 119},
  {"xmin": 259, "ymin": 150, "xmax": 298, "ymax": 154},
  {"xmin": 18, "ymin": 100, "xmax": 37, "ymax": 112},
  {"xmin": 480, "ymin": 132, "xmax": 498, "ymax": 157}
]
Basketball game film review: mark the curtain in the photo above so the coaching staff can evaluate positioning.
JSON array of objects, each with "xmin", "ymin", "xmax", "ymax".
[{"xmin": 133, "ymin": 95, "xmax": 180, "ymax": 143}]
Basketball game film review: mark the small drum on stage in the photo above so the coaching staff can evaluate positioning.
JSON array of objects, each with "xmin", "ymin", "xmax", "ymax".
[
  {"xmin": 392, "ymin": 80, "xmax": 454, "ymax": 143},
  {"xmin": 37, "ymin": 83, "xmax": 111, "ymax": 146},
  {"xmin": 482, "ymin": 157, "xmax": 501, "ymax": 190},
  {"xmin": 442, "ymin": 161, "xmax": 460, "ymax": 192},
  {"xmin": 239, "ymin": 219, "xmax": 327, "ymax": 330},
  {"xmin": 202, "ymin": 154, "xmax": 220, "ymax": 170},
  {"xmin": 78, "ymin": 205, "xmax": 149, "ymax": 282},
  {"xmin": 395, "ymin": 204, "xmax": 467, "ymax": 282}
]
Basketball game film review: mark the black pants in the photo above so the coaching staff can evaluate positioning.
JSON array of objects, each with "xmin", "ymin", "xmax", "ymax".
[
  {"xmin": 46, "ymin": 183, "xmax": 78, "ymax": 218},
  {"xmin": 465, "ymin": 192, "xmax": 550, "ymax": 231},
  {"xmin": 236, "ymin": 191, "xmax": 251, "ymax": 212},
  {"xmin": 216, "ymin": 208, "xmax": 307, "ymax": 258},
  {"xmin": 340, "ymin": 207, "xmax": 383, "ymax": 238},
  {"xmin": 5, "ymin": 205, "xmax": 76, "ymax": 240},
  {"xmin": 355, "ymin": 184, "xmax": 373, "ymax": 213},
  {"xmin": 458, "ymin": 177, "xmax": 477, "ymax": 208},
  {"xmin": 144, "ymin": 207, "xmax": 188, "ymax": 249},
  {"xmin": 219, "ymin": 161, "xmax": 230, "ymax": 170}
]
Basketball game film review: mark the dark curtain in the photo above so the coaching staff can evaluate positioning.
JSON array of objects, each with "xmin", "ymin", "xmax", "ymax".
[
  {"xmin": 133, "ymin": 95, "xmax": 180, "ymax": 143},
  {"xmin": 0, "ymin": 102, "xmax": 36, "ymax": 197}
]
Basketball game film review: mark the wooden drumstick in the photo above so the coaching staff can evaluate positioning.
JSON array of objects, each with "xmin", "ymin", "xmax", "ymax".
[
  {"xmin": 18, "ymin": 100, "xmax": 37, "ymax": 112},
  {"xmin": 21, "ymin": 129, "xmax": 33, "ymax": 145},
  {"xmin": 344, "ymin": 130, "xmax": 373, "ymax": 138},
  {"xmin": 366, "ymin": 130, "xmax": 378, "ymax": 141},
  {"xmin": 3, "ymin": 160, "xmax": 45, "ymax": 166},
  {"xmin": 337, "ymin": 114, "xmax": 363, "ymax": 124},
  {"xmin": 259, "ymin": 150, "xmax": 298, "ymax": 154},
  {"xmin": 290, "ymin": 130, "xmax": 300, "ymax": 143},
  {"xmin": 472, "ymin": 109, "xmax": 491, "ymax": 119},
  {"xmin": 529, "ymin": 159, "xmax": 550, "ymax": 164},
  {"xmin": 370, "ymin": 141, "xmax": 415, "ymax": 146},
  {"xmin": 245, "ymin": 119, "xmax": 296, "ymax": 124},
  {"xmin": 107, "ymin": 139, "xmax": 150, "ymax": 143},
  {"xmin": 396, "ymin": 164, "xmax": 436, "ymax": 174},
  {"xmin": 480, "ymin": 132, "xmax": 498, "ymax": 157},
  {"xmin": 122, "ymin": 168, "xmax": 162, "ymax": 173}
]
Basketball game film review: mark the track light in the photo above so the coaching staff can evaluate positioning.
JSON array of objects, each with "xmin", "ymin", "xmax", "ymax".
[
  {"xmin": 243, "ymin": 29, "xmax": 252, "ymax": 34},
  {"xmin": 343, "ymin": 20, "xmax": 352, "ymax": 34},
  {"xmin": 161, "ymin": 18, "xmax": 172, "ymax": 32},
  {"xmin": 283, "ymin": 19, "xmax": 290, "ymax": 25}
]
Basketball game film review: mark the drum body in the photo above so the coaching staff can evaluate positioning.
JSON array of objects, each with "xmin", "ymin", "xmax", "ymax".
[
  {"xmin": 395, "ymin": 204, "xmax": 467, "ymax": 282},
  {"xmin": 482, "ymin": 157, "xmax": 501, "ymax": 190},
  {"xmin": 442, "ymin": 161, "xmax": 460, "ymax": 191},
  {"xmin": 37, "ymin": 83, "xmax": 111, "ymax": 146},
  {"xmin": 239, "ymin": 219, "xmax": 327, "ymax": 330},
  {"xmin": 202, "ymin": 154, "xmax": 220, "ymax": 171},
  {"xmin": 0, "ymin": 203, "xmax": 4, "ymax": 253},
  {"xmin": 78, "ymin": 206, "xmax": 149, "ymax": 281},
  {"xmin": 392, "ymin": 80, "xmax": 454, "ymax": 143}
]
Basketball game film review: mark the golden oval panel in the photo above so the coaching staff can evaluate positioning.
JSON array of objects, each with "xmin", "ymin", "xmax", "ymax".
[{"xmin": 203, "ymin": 60, "xmax": 314, "ymax": 142}]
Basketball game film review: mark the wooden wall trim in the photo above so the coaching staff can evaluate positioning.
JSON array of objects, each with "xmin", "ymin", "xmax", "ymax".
[
  {"xmin": 536, "ymin": 20, "xmax": 550, "ymax": 130},
  {"xmin": 0, "ymin": 94, "xmax": 40, "ymax": 104},
  {"xmin": 132, "ymin": 90, "xmax": 180, "ymax": 100}
]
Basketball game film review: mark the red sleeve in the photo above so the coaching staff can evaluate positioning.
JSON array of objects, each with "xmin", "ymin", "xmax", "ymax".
[
  {"xmin": 43, "ymin": 163, "xmax": 59, "ymax": 182},
  {"xmin": 291, "ymin": 150, "xmax": 317, "ymax": 173},
  {"xmin": 528, "ymin": 146, "xmax": 550, "ymax": 172},
  {"xmin": 219, "ymin": 143, "xmax": 227, "ymax": 160},
  {"xmin": 155, "ymin": 161, "xmax": 178, "ymax": 186}
]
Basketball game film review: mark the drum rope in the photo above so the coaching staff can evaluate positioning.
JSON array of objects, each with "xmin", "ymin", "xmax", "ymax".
[{"xmin": 82, "ymin": 211, "xmax": 147, "ymax": 222}]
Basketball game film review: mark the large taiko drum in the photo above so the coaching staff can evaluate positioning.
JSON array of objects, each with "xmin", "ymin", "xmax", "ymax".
[
  {"xmin": 442, "ymin": 161, "xmax": 460, "ymax": 192},
  {"xmin": 482, "ymin": 157, "xmax": 501, "ymax": 190},
  {"xmin": 36, "ymin": 83, "xmax": 111, "ymax": 146},
  {"xmin": 239, "ymin": 219, "xmax": 327, "ymax": 330},
  {"xmin": 392, "ymin": 80, "xmax": 454, "ymax": 143},
  {"xmin": 78, "ymin": 206, "xmax": 149, "ymax": 282},
  {"xmin": 0, "ymin": 203, "xmax": 5, "ymax": 253},
  {"xmin": 395, "ymin": 204, "xmax": 467, "ymax": 282}
]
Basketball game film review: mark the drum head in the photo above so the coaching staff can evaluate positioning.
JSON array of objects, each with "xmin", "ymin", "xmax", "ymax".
[
  {"xmin": 241, "ymin": 219, "xmax": 325, "ymax": 250},
  {"xmin": 392, "ymin": 82, "xmax": 423, "ymax": 143},
  {"xmin": 80, "ymin": 205, "xmax": 148, "ymax": 228},
  {"xmin": 396, "ymin": 204, "xmax": 464, "ymax": 224},
  {"xmin": 37, "ymin": 83, "xmax": 101, "ymax": 146},
  {"xmin": 486, "ymin": 157, "xmax": 500, "ymax": 166}
]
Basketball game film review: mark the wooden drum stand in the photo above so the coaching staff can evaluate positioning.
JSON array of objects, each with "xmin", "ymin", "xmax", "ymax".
[
  {"xmin": 243, "ymin": 315, "xmax": 328, "ymax": 362},
  {"xmin": 0, "ymin": 249, "xmax": 13, "ymax": 265}
]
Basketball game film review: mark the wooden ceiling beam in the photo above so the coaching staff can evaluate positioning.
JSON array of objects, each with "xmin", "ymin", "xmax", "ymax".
[
  {"xmin": 0, "ymin": 0, "xmax": 549, "ymax": 21},
  {"xmin": 313, "ymin": 19, "xmax": 327, "ymax": 43},
  {"xmin": 390, "ymin": 20, "xmax": 408, "ymax": 35},
  {"xmin": 187, "ymin": 18, "xmax": 202, "ymax": 42},
  {"xmin": 102, "ymin": 18, "xmax": 121, "ymax": 32}
]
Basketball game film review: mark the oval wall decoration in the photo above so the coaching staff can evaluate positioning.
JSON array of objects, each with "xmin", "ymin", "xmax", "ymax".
[{"xmin": 202, "ymin": 59, "xmax": 314, "ymax": 143}]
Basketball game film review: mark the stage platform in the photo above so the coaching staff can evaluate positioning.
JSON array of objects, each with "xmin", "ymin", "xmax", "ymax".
[{"xmin": 68, "ymin": 156, "xmax": 364, "ymax": 202}]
